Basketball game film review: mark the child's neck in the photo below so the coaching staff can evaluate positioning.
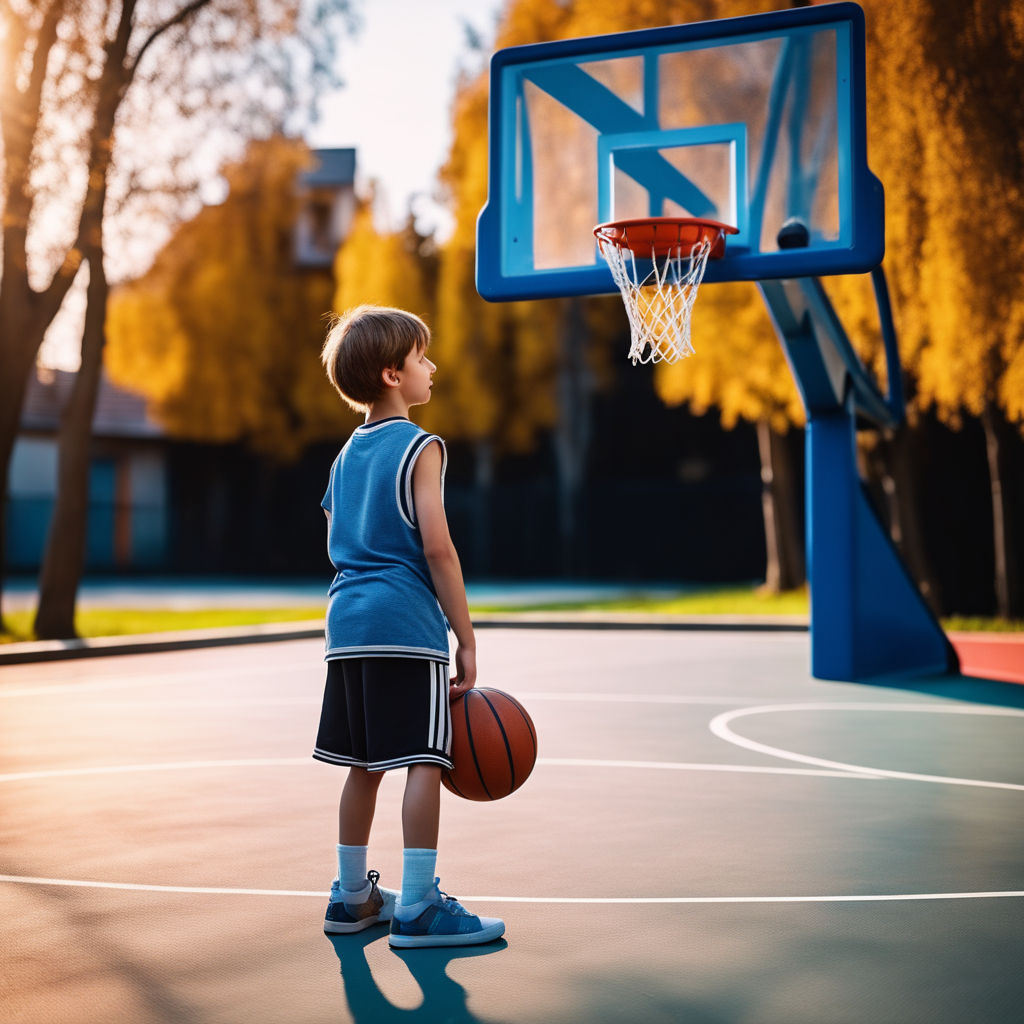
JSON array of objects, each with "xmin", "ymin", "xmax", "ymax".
[{"xmin": 365, "ymin": 395, "xmax": 410, "ymax": 424}]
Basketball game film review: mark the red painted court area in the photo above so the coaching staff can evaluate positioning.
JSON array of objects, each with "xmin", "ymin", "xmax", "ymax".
[{"xmin": 950, "ymin": 632, "xmax": 1024, "ymax": 685}]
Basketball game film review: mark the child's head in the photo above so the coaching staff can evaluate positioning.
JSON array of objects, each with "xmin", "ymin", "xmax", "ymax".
[{"xmin": 321, "ymin": 305, "xmax": 431, "ymax": 413}]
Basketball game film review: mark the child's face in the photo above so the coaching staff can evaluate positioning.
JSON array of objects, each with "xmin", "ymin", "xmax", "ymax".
[{"xmin": 397, "ymin": 344, "xmax": 436, "ymax": 407}]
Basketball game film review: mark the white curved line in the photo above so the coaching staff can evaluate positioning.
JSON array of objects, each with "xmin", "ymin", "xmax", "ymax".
[
  {"xmin": 0, "ymin": 875, "xmax": 1021, "ymax": 904},
  {"xmin": 709, "ymin": 702, "xmax": 1024, "ymax": 792}
]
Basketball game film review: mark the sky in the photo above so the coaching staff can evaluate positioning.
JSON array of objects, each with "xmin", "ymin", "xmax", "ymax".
[
  {"xmin": 308, "ymin": 0, "xmax": 504, "ymax": 238},
  {"xmin": 39, "ymin": 0, "xmax": 504, "ymax": 370}
]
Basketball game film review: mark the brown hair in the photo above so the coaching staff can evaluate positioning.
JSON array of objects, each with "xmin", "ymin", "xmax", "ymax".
[{"xmin": 321, "ymin": 305, "xmax": 430, "ymax": 412}]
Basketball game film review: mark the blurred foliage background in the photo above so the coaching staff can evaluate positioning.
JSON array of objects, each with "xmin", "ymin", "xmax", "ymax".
[{"xmin": 2, "ymin": 0, "xmax": 1022, "ymax": 638}]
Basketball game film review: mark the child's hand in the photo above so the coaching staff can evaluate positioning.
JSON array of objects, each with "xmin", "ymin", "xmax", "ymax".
[{"xmin": 449, "ymin": 645, "xmax": 477, "ymax": 697}]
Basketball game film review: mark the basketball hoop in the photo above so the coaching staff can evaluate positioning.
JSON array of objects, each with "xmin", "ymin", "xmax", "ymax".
[{"xmin": 594, "ymin": 217, "xmax": 739, "ymax": 365}]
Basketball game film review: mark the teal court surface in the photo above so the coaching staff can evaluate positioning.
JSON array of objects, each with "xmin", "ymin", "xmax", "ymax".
[{"xmin": 2, "ymin": 628, "xmax": 1023, "ymax": 1024}]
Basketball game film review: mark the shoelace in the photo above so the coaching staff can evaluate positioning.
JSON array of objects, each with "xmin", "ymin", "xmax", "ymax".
[{"xmin": 431, "ymin": 879, "xmax": 471, "ymax": 917}]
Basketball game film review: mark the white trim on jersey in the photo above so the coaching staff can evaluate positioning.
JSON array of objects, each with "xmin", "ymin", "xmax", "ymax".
[
  {"xmin": 395, "ymin": 433, "xmax": 428, "ymax": 528},
  {"xmin": 324, "ymin": 645, "xmax": 451, "ymax": 661},
  {"xmin": 352, "ymin": 417, "xmax": 407, "ymax": 435},
  {"xmin": 396, "ymin": 433, "xmax": 446, "ymax": 529}
]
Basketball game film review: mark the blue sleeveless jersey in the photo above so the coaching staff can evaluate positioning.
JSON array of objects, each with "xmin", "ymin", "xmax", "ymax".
[{"xmin": 322, "ymin": 417, "xmax": 449, "ymax": 662}]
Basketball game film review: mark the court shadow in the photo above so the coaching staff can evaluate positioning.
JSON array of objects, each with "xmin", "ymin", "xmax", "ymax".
[
  {"xmin": 862, "ymin": 671, "xmax": 1024, "ymax": 711},
  {"xmin": 327, "ymin": 928, "xmax": 507, "ymax": 1024}
]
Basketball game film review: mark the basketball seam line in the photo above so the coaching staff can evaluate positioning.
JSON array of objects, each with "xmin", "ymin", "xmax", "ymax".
[
  {"xmin": 464, "ymin": 691, "xmax": 493, "ymax": 800},
  {"xmin": 479, "ymin": 689, "xmax": 517, "ymax": 794}
]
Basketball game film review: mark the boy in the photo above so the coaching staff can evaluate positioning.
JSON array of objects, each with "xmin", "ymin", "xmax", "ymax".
[{"xmin": 314, "ymin": 305, "xmax": 505, "ymax": 949}]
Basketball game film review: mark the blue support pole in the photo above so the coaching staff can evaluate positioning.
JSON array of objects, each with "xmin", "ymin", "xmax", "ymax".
[
  {"xmin": 806, "ymin": 396, "xmax": 952, "ymax": 680},
  {"xmin": 760, "ymin": 277, "xmax": 955, "ymax": 681}
]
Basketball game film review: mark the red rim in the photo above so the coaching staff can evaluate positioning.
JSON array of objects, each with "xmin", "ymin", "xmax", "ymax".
[{"xmin": 594, "ymin": 217, "xmax": 739, "ymax": 259}]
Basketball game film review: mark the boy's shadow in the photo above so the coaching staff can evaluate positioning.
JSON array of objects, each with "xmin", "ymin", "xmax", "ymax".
[{"xmin": 327, "ymin": 927, "xmax": 508, "ymax": 1024}]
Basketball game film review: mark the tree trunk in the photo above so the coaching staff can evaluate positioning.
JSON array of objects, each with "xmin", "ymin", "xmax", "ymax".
[
  {"xmin": 33, "ymin": 255, "xmax": 109, "ymax": 640},
  {"xmin": 876, "ymin": 422, "xmax": 944, "ymax": 616},
  {"xmin": 472, "ymin": 440, "xmax": 494, "ymax": 577},
  {"xmin": 553, "ymin": 298, "xmax": 593, "ymax": 576},
  {"xmin": 755, "ymin": 419, "xmax": 804, "ymax": 592},
  {"xmin": 0, "ymin": 301, "xmax": 50, "ymax": 629},
  {"xmin": 0, "ymin": 0, "xmax": 128, "ymax": 628},
  {"xmin": 980, "ymin": 403, "xmax": 1021, "ymax": 620}
]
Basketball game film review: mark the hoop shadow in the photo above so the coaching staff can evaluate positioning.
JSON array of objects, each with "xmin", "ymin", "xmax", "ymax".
[{"xmin": 327, "ymin": 927, "xmax": 508, "ymax": 1024}]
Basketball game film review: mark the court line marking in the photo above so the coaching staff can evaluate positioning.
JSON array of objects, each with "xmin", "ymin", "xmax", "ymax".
[
  {"xmin": 0, "ymin": 874, "xmax": 1021, "ymax": 903},
  {"xmin": 710, "ymin": 702, "xmax": 1024, "ymax": 793},
  {"xmin": 0, "ymin": 757, "xmax": 881, "ymax": 785},
  {"xmin": 11, "ymin": 693, "xmax": 827, "ymax": 710},
  {"xmin": 0, "ymin": 677, "xmax": 822, "ymax": 705},
  {"xmin": 538, "ymin": 758, "xmax": 878, "ymax": 779},
  {"xmin": 0, "ymin": 663, "xmax": 301, "ymax": 699},
  {"xmin": 519, "ymin": 692, "xmax": 821, "ymax": 705}
]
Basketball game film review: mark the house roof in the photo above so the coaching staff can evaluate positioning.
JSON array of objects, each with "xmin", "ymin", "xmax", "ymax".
[
  {"xmin": 20, "ymin": 368, "xmax": 165, "ymax": 440},
  {"xmin": 302, "ymin": 148, "xmax": 356, "ymax": 187}
]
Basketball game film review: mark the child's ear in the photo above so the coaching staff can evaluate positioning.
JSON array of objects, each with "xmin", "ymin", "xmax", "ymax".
[{"xmin": 382, "ymin": 366, "xmax": 401, "ymax": 388}]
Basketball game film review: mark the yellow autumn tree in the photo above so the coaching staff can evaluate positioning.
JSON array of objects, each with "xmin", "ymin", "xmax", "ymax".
[
  {"xmin": 433, "ymin": 8, "xmax": 621, "ymax": 571},
  {"xmin": 529, "ymin": 0, "xmax": 808, "ymax": 589},
  {"xmin": 452, "ymin": 0, "xmax": 1020, "ymax": 605},
  {"xmin": 333, "ymin": 194, "xmax": 436, "ymax": 325},
  {"xmin": 823, "ymin": 0, "xmax": 1024, "ymax": 617},
  {"xmin": 897, "ymin": 0, "xmax": 1023, "ymax": 617},
  {"xmin": 106, "ymin": 136, "xmax": 357, "ymax": 460}
]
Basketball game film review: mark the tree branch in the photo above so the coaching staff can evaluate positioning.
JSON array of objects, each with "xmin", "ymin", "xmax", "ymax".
[
  {"xmin": 36, "ymin": 0, "xmax": 133, "ymax": 324},
  {"xmin": 24, "ymin": 0, "xmax": 68, "ymax": 122},
  {"xmin": 1, "ymin": 0, "xmax": 70, "ymax": 302},
  {"xmin": 0, "ymin": 2, "xmax": 27, "ymax": 100},
  {"xmin": 127, "ymin": 0, "xmax": 212, "ymax": 82}
]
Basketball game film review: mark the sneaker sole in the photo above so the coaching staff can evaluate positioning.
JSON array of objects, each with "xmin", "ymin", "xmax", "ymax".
[
  {"xmin": 388, "ymin": 920, "xmax": 505, "ymax": 949},
  {"xmin": 324, "ymin": 914, "xmax": 387, "ymax": 934}
]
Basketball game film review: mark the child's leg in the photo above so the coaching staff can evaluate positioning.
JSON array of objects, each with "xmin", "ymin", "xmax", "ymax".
[
  {"xmin": 390, "ymin": 762, "xmax": 505, "ymax": 947},
  {"xmin": 325, "ymin": 767, "xmax": 395, "ymax": 932},
  {"xmin": 402, "ymin": 764, "xmax": 441, "ymax": 848},
  {"xmin": 335, "ymin": 767, "xmax": 384, "ymax": 893},
  {"xmin": 339, "ymin": 766, "xmax": 384, "ymax": 845},
  {"xmin": 399, "ymin": 764, "xmax": 441, "ymax": 906}
]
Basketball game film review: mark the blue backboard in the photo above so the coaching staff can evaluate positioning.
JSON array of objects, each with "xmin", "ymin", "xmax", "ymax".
[{"xmin": 477, "ymin": 2, "xmax": 884, "ymax": 301}]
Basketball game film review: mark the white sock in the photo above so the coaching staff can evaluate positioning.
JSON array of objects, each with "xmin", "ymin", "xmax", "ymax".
[
  {"xmin": 400, "ymin": 848, "xmax": 437, "ymax": 907},
  {"xmin": 336, "ymin": 844, "xmax": 368, "ymax": 893}
]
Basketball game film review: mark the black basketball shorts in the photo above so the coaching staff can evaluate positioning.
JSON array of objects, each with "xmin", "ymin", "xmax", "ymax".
[{"xmin": 313, "ymin": 657, "xmax": 453, "ymax": 772}]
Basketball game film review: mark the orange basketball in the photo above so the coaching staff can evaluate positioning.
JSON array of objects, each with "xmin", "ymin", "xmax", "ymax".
[{"xmin": 442, "ymin": 688, "xmax": 537, "ymax": 801}]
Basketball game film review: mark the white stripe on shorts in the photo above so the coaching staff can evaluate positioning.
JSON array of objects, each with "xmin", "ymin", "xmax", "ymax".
[
  {"xmin": 428, "ymin": 662, "xmax": 451, "ymax": 754},
  {"xmin": 442, "ymin": 665, "xmax": 451, "ymax": 754},
  {"xmin": 430, "ymin": 662, "xmax": 441, "ymax": 751}
]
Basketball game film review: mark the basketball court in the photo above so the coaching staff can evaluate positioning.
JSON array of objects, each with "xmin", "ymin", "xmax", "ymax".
[
  {"xmin": 2, "ymin": 628, "xmax": 1022, "ymax": 1023},
  {"xmin": 4, "ymin": 4, "xmax": 1021, "ymax": 1021}
]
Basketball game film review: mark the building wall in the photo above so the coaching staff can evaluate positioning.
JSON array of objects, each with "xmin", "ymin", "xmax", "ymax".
[{"xmin": 6, "ymin": 437, "xmax": 169, "ymax": 571}]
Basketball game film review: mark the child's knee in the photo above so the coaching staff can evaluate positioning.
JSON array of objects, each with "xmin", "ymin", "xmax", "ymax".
[{"xmin": 348, "ymin": 767, "xmax": 384, "ymax": 789}]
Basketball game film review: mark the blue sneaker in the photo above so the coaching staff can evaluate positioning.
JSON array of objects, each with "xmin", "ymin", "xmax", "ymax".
[
  {"xmin": 389, "ymin": 878, "xmax": 505, "ymax": 949},
  {"xmin": 324, "ymin": 870, "xmax": 397, "ymax": 934}
]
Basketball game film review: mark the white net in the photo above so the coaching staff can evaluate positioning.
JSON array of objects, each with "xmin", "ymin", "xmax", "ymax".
[{"xmin": 597, "ymin": 234, "xmax": 714, "ymax": 365}]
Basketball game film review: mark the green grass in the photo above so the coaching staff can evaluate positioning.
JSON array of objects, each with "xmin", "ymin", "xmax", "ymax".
[
  {"xmin": 470, "ymin": 585, "xmax": 811, "ymax": 616},
  {"xmin": 942, "ymin": 616, "xmax": 1024, "ymax": 634},
  {"xmin": 0, "ymin": 606, "xmax": 325, "ymax": 644},
  {"xmin": 2, "ymin": 587, "xmax": 1020, "ymax": 643}
]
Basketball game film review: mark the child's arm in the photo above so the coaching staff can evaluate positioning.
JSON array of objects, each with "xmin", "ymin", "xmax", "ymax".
[{"xmin": 412, "ymin": 440, "xmax": 476, "ymax": 695}]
